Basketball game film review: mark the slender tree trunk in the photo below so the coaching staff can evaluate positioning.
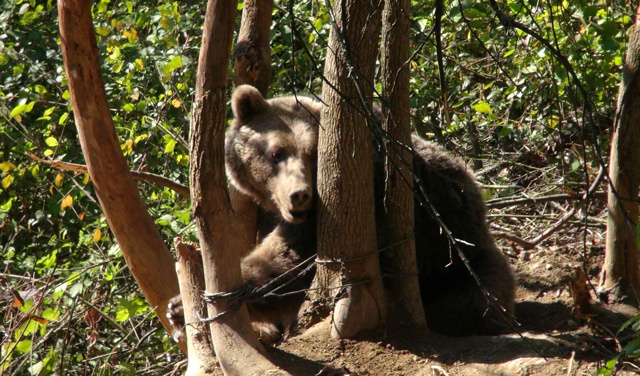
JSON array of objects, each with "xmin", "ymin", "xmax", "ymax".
[
  {"xmin": 230, "ymin": 0, "xmax": 274, "ymax": 257},
  {"xmin": 234, "ymin": 0, "xmax": 273, "ymax": 96},
  {"xmin": 380, "ymin": 0, "xmax": 427, "ymax": 326},
  {"xmin": 174, "ymin": 240, "xmax": 217, "ymax": 376},
  {"xmin": 57, "ymin": 0, "xmax": 186, "ymax": 354},
  {"xmin": 599, "ymin": 3, "xmax": 640, "ymax": 304},
  {"xmin": 315, "ymin": 0, "xmax": 386, "ymax": 339},
  {"xmin": 189, "ymin": 1, "xmax": 287, "ymax": 375}
]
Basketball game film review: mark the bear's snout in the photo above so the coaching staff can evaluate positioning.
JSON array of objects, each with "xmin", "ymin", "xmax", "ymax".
[{"xmin": 290, "ymin": 189, "xmax": 311, "ymax": 209}]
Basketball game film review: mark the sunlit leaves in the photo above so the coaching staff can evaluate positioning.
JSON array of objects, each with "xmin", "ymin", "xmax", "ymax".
[
  {"xmin": 54, "ymin": 173, "xmax": 64, "ymax": 187},
  {"xmin": 0, "ymin": 161, "xmax": 16, "ymax": 172},
  {"xmin": 2, "ymin": 175, "xmax": 14, "ymax": 189},
  {"xmin": 9, "ymin": 101, "xmax": 35, "ymax": 121},
  {"xmin": 60, "ymin": 195, "xmax": 73, "ymax": 211},
  {"xmin": 472, "ymin": 101, "xmax": 492, "ymax": 114},
  {"xmin": 44, "ymin": 137, "xmax": 58, "ymax": 147}
]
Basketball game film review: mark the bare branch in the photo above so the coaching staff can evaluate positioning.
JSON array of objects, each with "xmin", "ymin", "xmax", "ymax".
[{"xmin": 26, "ymin": 152, "xmax": 190, "ymax": 197}]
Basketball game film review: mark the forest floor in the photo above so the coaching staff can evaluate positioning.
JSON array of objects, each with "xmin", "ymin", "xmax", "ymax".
[{"xmin": 194, "ymin": 192, "xmax": 640, "ymax": 376}]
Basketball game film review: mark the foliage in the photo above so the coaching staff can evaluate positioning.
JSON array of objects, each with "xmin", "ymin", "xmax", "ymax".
[
  {"xmin": 595, "ymin": 314, "xmax": 640, "ymax": 375},
  {"xmin": 0, "ymin": 0, "xmax": 635, "ymax": 374}
]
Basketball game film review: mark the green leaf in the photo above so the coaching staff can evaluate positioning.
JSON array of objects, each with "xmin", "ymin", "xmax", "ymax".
[
  {"xmin": 155, "ymin": 214, "xmax": 173, "ymax": 226},
  {"xmin": 162, "ymin": 55, "xmax": 183, "ymax": 76},
  {"xmin": 164, "ymin": 139, "xmax": 177, "ymax": 154},
  {"xmin": 16, "ymin": 340, "xmax": 32, "ymax": 354},
  {"xmin": 472, "ymin": 101, "xmax": 492, "ymax": 114},
  {"xmin": 95, "ymin": 26, "xmax": 110, "ymax": 37},
  {"xmin": 1, "ymin": 198, "xmax": 14, "ymax": 211},
  {"xmin": 42, "ymin": 308, "xmax": 60, "ymax": 321},
  {"xmin": 10, "ymin": 102, "xmax": 35, "ymax": 119},
  {"xmin": 59, "ymin": 112, "xmax": 69, "ymax": 125},
  {"xmin": 45, "ymin": 137, "xmax": 58, "ymax": 147}
]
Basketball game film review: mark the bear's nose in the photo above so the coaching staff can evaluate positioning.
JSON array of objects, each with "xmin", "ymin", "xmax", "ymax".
[{"xmin": 290, "ymin": 189, "xmax": 311, "ymax": 208}]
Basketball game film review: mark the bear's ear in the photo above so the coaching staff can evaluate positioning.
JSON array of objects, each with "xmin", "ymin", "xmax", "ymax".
[{"xmin": 232, "ymin": 85, "xmax": 269, "ymax": 123}]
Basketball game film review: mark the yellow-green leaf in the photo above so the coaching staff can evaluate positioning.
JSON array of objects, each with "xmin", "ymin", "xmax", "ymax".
[
  {"xmin": 45, "ymin": 136, "xmax": 58, "ymax": 147},
  {"xmin": 2, "ymin": 175, "xmax": 14, "ymax": 189},
  {"xmin": 0, "ymin": 161, "xmax": 16, "ymax": 172},
  {"xmin": 134, "ymin": 59, "xmax": 144, "ymax": 71},
  {"xmin": 96, "ymin": 26, "xmax": 110, "ymax": 37},
  {"xmin": 473, "ymin": 101, "xmax": 492, "ymax": 114}
]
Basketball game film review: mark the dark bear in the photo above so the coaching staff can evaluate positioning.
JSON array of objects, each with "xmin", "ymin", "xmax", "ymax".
[{"xmin": 169, "ymin": 85, "xmax": 515, "ymax": 342}]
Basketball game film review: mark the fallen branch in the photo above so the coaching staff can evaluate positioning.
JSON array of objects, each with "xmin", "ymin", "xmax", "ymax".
[
  {"xmin": 486, "ymin": 191, "xmax": 606, "ymax": 209},
  {"xmin": 492, "ymin": 207, "xmax": 576, "ymax": 250},
  {"xmin": 26, "ymin": 152, "xmax": 190, "ymax": 197},
  {"xmin": 491, "ymin": 231, "xmax": 535, "ymax": 249},
  {"xmin": 491, "ymin": 167, "xmax": 606, "ymax": 249}
]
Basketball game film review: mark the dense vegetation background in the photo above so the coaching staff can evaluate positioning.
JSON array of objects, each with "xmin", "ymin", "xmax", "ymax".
[{"xmin": 0, "ymin": 0, "xmax": 633, "ymax": 374}]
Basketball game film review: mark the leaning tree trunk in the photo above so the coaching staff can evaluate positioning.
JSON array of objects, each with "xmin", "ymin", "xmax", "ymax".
[
  {"xmin": 188, "ymin": 0, "xmax": 287, "ymax": 374},
  {"xmin": 229, "ymin": 0, "xmax": 274, "ymax": 258},
  {"xmin": 599, "ymin": 3, "xmax": 640, "ymax": 304},
  {"xmin": 315, "ymin": 0, "xmax": 386, "ymax": 339},
  {"xmin": 380, "ymin": 0, "xmax": 427, "ymax": 326},
  {"xmin": 57, "ymin": 0, "xmax": 186, "ymax": 354}
]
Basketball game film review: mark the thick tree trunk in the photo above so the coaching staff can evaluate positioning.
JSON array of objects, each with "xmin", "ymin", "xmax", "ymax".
[
  {"xmin": 599, "ymin": 4, "xmax": 640, "ymax": 304},
  {"xmin": 174, "ymin": 240, "xmax": 217, "ymax": 376},
  {"xmin": 189, "ymin": 0, "xmax": 286, "ymax": 374},
  {"xmin": 57, "ymin": 0, "xmax": 186, "ymax": 354},
  {"xmin": 316, "ymin": 0, "xmax": 386, "ymax": 339},
  {"xmin": 380, "ymin": 0, "xmax": 427, "ymax": 326},
  {"xmin": 230, "ymin": 0, "xmax": 274, "ymax": 258}
]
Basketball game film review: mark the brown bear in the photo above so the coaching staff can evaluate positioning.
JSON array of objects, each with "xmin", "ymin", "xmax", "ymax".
[{"xmin": 168, "ymin": 85, "xmax": 515, "ymax": 342}]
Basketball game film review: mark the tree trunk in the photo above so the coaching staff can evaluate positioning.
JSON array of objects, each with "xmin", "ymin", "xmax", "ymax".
[
  {"xmin": 230, "ymin": 0, "xmax": 274, "ymax": 258},
  {"xmin": 234, "ymin": 0, "xmax": 273, "ymax": 96},
  {"xmin": 380, "ymin": 0, "xmax": 427, "ymax": 326},
  {"xmin": 189, "ymin": 0, "xmax": 286, "ymax": 374},
  {"xmin": 57, "ymin": 0, "xmax": 186, "ymax": 354},
  {"xmin": 599, "ymin": 4, "xmax": 640, "ymax": 304},
  {"xmin": 315, "ymin": 0, "xmax": 386, "ymax": 339},
  {"xmin": 174, "ymin": 240, "xmax": 217, "ymax": 376}
]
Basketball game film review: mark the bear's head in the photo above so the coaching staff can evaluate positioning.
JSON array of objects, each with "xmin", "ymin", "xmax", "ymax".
[{"xmin": 225, "ymin": 85, "xmax": 322, "ymax": 224}]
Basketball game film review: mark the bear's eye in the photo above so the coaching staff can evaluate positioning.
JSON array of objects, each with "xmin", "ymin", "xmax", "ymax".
[{"xmin": 270, "ymin": 148, "xmax": 286, "ymax": 163}]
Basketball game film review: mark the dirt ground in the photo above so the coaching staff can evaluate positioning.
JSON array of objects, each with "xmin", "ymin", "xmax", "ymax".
[{"xmin": 200, "ymin": 196, "xmax": 640, "ymax": 376}]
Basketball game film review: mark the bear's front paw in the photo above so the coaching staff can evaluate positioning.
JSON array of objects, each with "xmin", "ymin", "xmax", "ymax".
[{"xmin": 166, "ymin": 295, "xmax": 185, "ymax": 343}]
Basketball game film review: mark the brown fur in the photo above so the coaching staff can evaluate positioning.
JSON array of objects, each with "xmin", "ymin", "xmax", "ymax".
[{"xmin": 169, "ymin": 85, "xmax": 515, "ymax": 343}]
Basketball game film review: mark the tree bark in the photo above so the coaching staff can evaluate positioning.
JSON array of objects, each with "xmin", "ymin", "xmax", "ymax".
[
  {"xmin": 230, "ymin": 0, "xmax": 274, "ymax": 257},
  {"xmin": 174, "ymin": 240, "xmax": 217, "ymax": 376},
  {"xmin": 599, "ymin": 3, "xmax": 640, "ymax": 304},
  {"xmin": 189, "ymin": 0, "xmax": 286, "ymax": 374},
  {"xmin": 234, "ymin": 0, "xmax": 273, "ymax": 96},
  {"xmin": 380, "ymin": 0, "xmax": 427, "ymax": 326},
  {"xmin": 57, "ymin": 0, "xmax": 186, "ymax": 354},
  {"xmin": 315, "ymin": 0, "xmax": 386, "ymax": 339}
]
